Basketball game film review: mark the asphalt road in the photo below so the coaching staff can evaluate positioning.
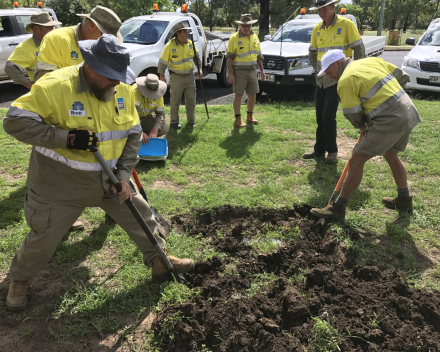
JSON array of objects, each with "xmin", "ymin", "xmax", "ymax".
[{"xmin": 0, "ymin": 50, "xmax": 417, "ymax": 109}]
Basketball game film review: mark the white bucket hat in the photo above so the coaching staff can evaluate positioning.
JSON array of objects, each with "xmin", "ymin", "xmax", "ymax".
[{"xmin": 317, "ymin": 49, "xmax": 345, "ymax": 77}]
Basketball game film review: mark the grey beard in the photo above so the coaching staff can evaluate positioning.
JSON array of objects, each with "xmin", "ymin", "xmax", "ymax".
[{"xmin": 96, "ymin": 87, "xmax": 117, "ymax": 102}]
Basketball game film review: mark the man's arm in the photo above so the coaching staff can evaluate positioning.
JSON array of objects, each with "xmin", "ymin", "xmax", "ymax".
[
  {"xmin": 338, "ymin": 80, "xmax": 366, "ymax": 129},
  {"xmin": 309, "ymin": 26, "xmax": 319, "ymax": 71},
  {"xmin": 4, "ymin": 61, "xmax": 32, "ymax": 88},
  {"xmin": 392, "ymin": 66, "xmax": 410, "ymax": 88},
  {"xmin": 347, "ymin": 21, "xmax": 365, "ymax": 60},
  {"xmin": 114, "ymin": 129, "xmax": 142, "ymax": 183},
  {"xmin": 158, "ymin": 43, "xmax": 170, "ymax": 82}
]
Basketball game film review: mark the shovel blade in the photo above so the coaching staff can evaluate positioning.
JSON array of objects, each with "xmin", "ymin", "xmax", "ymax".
[{"xmin": 151, "ymin": 206, "xmax": 171, "ymax": 238}]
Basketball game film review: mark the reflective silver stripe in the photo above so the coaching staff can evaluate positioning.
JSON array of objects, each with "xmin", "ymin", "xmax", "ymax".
[
  {"xmin": 35, "ymin": 146, "xmax": 119, "ymax": 171},
  {"xmin": 343, "ymin": 105, "xmax": 363, "ymax": 114},
  {"xmin": 169, "ymin": 67, "xmax": 194, "ymax": 75},
  {"xmin": 159, "ymin": 58, "xmax": 169, "ymax": 66},
  {"xmin": 156, "ymin": 107, "xmax": 165, "ymax": 112},
  {"xmin": 317, "ymin": 45, "xmax": 350, "ymax": 53},
  {"xmin": 35, "ymin": 61, "xmax": 58, "ymax": 71},
  {"xmin": 360, "ymin": 73, "xmax": 395, "ymax": 103},
  {"xmin": 309, "ymin": 45, "xmax": 318, "ymax": 52},
  {"xmin": 366, "ymin": 89, "xmax": 406, "ymax": 119},
  {"xmin": 27, "ymin": 69, "xmax": 35, "ymax": 72},
  {"xmin": 350, "ymin": 38, "xmax": 364, "ymax": 47},
  {"xmin": 235, "ymin": 50, "xmax": 260, "ymax": 58},
  {"xmin": 7, "ymin": 106, "xmax": 42, "ymax": 122},
  {"xmin": 171, "ymin": 57, "xmax": 193, "ymax": 65},
  {"xmin": 232, "ymin": 61, "xmax": 257, "ymax": 67}
]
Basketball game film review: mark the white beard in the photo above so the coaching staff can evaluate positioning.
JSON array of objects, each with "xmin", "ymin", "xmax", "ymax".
[{"xmin": 99, "ymin": 87, "xmax": 117, "ymax": 103}]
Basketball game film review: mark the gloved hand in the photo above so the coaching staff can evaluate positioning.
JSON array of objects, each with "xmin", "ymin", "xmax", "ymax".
[{"xmin": 67, "ymin": 127, "xmax": 100, "ymax": 151}]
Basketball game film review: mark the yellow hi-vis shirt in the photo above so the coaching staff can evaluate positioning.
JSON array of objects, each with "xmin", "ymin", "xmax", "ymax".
[
  {"xmin": 11, "ymin": 64, "xmax": 141, "ymax": 171},
  {"xmin": 226, "ymin": 31, "xmax": 263, "ymax": 69},
  {"xmin": 158, "ymin": 39, "xmax": 200, "ymax": 75},
  {"xmin": 338, "ymin": 58, "xmax": 421, "ymax": 131},
  {"xmin": 36, "ymin": 25, "xmax": 83, "ymax": 77},
  {"xmin": 310, "ymin": 15, "xmax": 364, "ymax": 88},
  {"xmin": 133, "ymin": 87, "xmax": 165, "ymax": 117},
  {"xmin": 6, "ymin": 36, "xmax": 40, "ymax": 82}
]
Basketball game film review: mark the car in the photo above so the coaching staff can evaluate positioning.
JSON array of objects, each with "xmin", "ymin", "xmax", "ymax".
[
  {"xmin": 0, "ymin": 3, "xmax": 60, "ymax": 81},
  {"xmin": 402, "ymin": 19, "xmax": 440, "ymax": 92}
]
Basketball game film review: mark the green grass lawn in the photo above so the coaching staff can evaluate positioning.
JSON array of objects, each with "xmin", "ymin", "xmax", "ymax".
[{"xmin": 1, "ymin": 99, "xmax": 439, "ymax": 350}]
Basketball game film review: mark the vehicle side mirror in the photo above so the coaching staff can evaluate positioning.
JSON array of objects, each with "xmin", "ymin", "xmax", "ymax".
[
  {"xmin": 264, "ymin": 34, "xmax": 271, "ymax": 41},
  {"xmin": 406, "ymin": 37, "xmax": 415, "ymax": 46}
]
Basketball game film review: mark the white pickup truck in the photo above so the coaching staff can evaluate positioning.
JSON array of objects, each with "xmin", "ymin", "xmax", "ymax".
[
  {"xmin": 258, "ymin": 13, "xmax": 386, "ymax": 94},
  {"xmin": 120, "ymin": 9, "xmax": 232, "ymax": 87},
  {"xmin": 0, "ymin": 5, "xmax": 60, "ymax": 80}
]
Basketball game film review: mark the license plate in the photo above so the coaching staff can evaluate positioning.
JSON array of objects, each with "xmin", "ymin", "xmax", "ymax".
[
  {"xmin": 258, "ymin": 73, "xmax": 275, "ymax": 82},
  {"xmin": 429, "ymin": 76, "xmax": 440, "ymax": 84}
]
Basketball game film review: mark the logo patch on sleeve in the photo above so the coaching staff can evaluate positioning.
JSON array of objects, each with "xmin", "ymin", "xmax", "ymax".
[
  {"xmin": 69, "ymin": 101, "xmax": 85, "ymax": 116},
  {"xmin": 71, "ymin": 51, "xmax": 79, "ymax": 59},
  {"xmin": 189, "ymin": 44, "xmax": 193, "ymax": 49},
  {"xmin": 172, "ymin": 48, "xmax": 177, "ymax": 53},
  {"xmin": 337, "ymin": 28, "xmax": 342, "ymax": 35},
  {"xmin": 238, "ymin": 41, "xmax": 242, "ymax": 45},
  {"xmin": 117, "ymin": 97, "xmax": 125, "ymax": 110}
]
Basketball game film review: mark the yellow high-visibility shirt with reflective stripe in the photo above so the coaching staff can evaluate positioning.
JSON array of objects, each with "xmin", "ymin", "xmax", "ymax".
[
  {"xmin": 158, "ymin": 39, "xmax": 199, "ymax": 75},
  {"xmin": 338, "ymin": 57, "xmax": 420, "ymax": 131},
  {"xmin": 11, "ymin": 64, "xmax": 140, "ymax": 170},
  {"xmin": 7, "ymin": 36, "xmax": 40, "ymax": 82},
  {"xmin": 310, "ymin": 16, "xmax": 362, "ymax": 70},
  {"xmin": 36, "ymin": 26, "xmax": 83, "ymax": 73},
  {"xmin": 133, "ymin": 86, "xmax": 165, "ymax": 117},
  {"xmin": 226, "ymin": 31, "xmax": 262, "ymax": 69}
]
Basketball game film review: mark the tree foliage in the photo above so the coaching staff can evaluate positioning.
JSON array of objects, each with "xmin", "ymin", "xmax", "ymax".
[{"xmin": 45, "ymin": 0, "xmax": 90, "ymax": 26}]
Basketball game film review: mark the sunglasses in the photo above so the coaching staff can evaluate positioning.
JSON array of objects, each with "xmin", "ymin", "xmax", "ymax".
[{"xmin": 241, "ymin": 25, "xmax": 252, "ymax": 28}]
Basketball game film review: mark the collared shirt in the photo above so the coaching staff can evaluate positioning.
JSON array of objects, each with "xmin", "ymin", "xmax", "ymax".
[
  {"xmin": 226, "ymin": 30, "xmax": 263, "ymax": 69},
  {"xmin": 133, "ymin": 86, "xmax": 165, "ymax": 129},
  {"xmin": 158, "ymin": 38, "xmax": 201, "ymax": 76},
  {"xmin": 34, "ymin": 24, "xmax": 83, "ymax": 82},
  {"xmin": 5, "ymin": 35, "xmax": 41, "ymax": 84},
  {"xmin": 3, "ymin": 63, "xmax": 142, "ymax": 206},
  {"xmin": 309, "ymin": 14, "xmax": 365, "ymax": 89},
  {"xmin": 338, "ymin": 57, "xmax": 421, "ymax": 132}
]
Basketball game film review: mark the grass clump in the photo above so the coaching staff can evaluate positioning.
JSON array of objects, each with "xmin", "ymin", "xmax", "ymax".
[{"xmin": 309, "ymin": 316, "xmax": 344, "ymax": 352}]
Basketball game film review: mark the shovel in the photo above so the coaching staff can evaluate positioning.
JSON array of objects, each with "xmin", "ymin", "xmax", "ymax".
[
  {"xmin": 132, "ymin": 169, "xmax": 171, "ymax": 239},
  {"xmin": 315, "ymin": 133, "xmax": 363, "ymax": 229},
  {"xmin": 91, "ymin": 146, "xmax": 186, "ymax": 284}
]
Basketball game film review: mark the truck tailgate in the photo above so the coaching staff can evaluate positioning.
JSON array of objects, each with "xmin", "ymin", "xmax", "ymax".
[{"xmin": 361, "ymin": 36, "xmax": 386, "ymax": 57}]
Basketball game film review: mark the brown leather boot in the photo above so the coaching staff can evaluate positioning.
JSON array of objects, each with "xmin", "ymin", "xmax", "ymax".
[
  {"xmin": 70, "ymin": 219, "xmax": 84, "ymax": 231},
  {"xmin": 234, "ymin": 114, "xmax": 246, "ymax": 128},
  {"xmin": 246, "ymin": 111, "xmax": 258, "ymax": 125},
  {"xmin": 382, "ymin": 196, "xmax": 413, "ymax": 212},
  {"xmin": 6, "ymin": 280, "xmax": 29, "ymax": 310},
  {"xmin": 151, "ymin": 250, "xmax": 194, "ymax": 280},
  {"xmin": 310, "ymin": 203, "xmax": 346, "ymax": 222}
]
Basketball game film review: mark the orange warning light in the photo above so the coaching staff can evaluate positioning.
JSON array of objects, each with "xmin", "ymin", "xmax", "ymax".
[
  {"xmin": 340, "ymin": 8, "xmax": 346, "ymax": 14},
  {"xmin": 153, "ymin": 4, "xmax": 158, "ymax": 12},
  {"xmin": 37, "ymin": 2, "xmax": 43, "ymax": 7},
  {"xmin": 13, "ymin": 1, "xmax": 19, "ymax": 7},
  {"xmin": 300, "ymin": 8, "xmax": 306, "ymax": 14},
  {"xmin": 181, "ymin": 4, "xmax": 188, "ymax": 13}
]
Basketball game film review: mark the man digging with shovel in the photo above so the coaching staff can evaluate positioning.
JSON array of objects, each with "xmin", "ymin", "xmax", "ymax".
[
  {"xmin": 310, "ymin": 50, "xmax": 421, "ymax": 222},
  {"xmin": 3, "ymin": 35, "xmax": 194, "ymax": 311}
]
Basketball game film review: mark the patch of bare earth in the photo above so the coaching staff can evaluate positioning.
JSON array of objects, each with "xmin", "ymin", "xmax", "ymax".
[
  {"xmin": 0, "ymin": 168, "xmax": 26, "ymax": 183},
  {"xmin": 151, "ymin": 179, "xmax": 182, "ymax": 191}
]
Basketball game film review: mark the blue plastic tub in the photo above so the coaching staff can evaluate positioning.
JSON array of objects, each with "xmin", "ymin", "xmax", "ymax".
[{"xmin": 138, "ymin": 138, "xmax": 168, "ymax": 161}]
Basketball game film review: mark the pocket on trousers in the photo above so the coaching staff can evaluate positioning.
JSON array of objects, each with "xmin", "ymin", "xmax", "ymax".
[{"xmin": 24, "ymin": 191, "xmax": 51, "ymax": 233}]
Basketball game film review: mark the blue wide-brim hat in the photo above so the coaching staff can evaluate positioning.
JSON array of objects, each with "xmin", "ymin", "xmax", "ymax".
[{"xmin": 79, "ymin": 34, "xmax": 135, "ymax": 84}]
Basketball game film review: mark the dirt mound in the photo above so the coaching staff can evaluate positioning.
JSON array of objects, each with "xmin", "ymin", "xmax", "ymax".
[{"xmin": 153, "ymin": 206, "xmax": 440, "ymax": 351}]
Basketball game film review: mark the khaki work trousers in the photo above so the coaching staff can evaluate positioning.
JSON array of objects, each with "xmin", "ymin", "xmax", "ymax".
[
  {"xmin": 170, "ymin": 73, "xmax": 196, "ymax": 125},
  {"xmin": 9, "ymin": 184, "xmax": 165, "ymax": 281},
  {"xmin": 140, "ymin": 116, "xmax": 170, "ymax": 136}
]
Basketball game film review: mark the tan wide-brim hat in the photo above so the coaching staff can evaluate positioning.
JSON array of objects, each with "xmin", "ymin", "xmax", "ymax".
[
  {"xmin": 310, "ymin": 0, "xmax": 341, "ymax": 11},
  {"xmin": 77, "ymin": 5, "xmax": 123, "ymax": 44},
  {"xmin": 170, "ymin": 21, "xmax": 192, "ymax": 40},
  {"xmin": 235, "ymin": 14, "xmax": 258, "ymax": 25},
  {"xmin": 25, "ymin": 11, "xmax": 61, "ymax": 33},
  {"xmin": 136, "ymin": 74, "xmax": 167, "ymax": 100}
]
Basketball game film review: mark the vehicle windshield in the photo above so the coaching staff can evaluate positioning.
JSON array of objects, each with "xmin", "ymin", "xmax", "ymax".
[
  {"xmin": 419, "ymin": 26, "xmax": 440, "ymax": 46},
  {"xmin": 120, "ymin": 19, "xmax": 169, "ymax": 45},
  {"xmin": 271, "ymin": 23, "xmax": 315, "ymax": 43}
]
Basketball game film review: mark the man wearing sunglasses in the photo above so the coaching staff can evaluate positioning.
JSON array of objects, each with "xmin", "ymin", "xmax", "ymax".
[{"xmin": 304, "ymin": 0, "xmax": 365, "ymax": 164}]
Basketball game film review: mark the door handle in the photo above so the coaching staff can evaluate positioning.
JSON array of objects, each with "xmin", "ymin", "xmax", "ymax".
[{"xmin": 9, "ymin": 43, "xmax": 19, "ymax": 46}]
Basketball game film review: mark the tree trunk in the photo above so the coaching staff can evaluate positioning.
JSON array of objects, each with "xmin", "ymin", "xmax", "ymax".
[
  {"xmin": 388, "ymin": 15, "xmax": 399, "ymax": 31},
  {"xmin": 259, "ymin": 0, "xmax": 270, "ymax": 38},
  {"xmin": 402, "ymin": 15, "xmax": 409, "ymax": 32}
]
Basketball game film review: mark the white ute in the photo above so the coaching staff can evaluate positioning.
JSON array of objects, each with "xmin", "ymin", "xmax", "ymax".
[
  {"xmin": 120, "ymin": 6, "xmax": 232, "ymax": 87},
  {"xmin": 258, "ymin": 9, "xmax": 386, "ymax": 94},
  {"xmin": 0, "ymin": 3, "xmax": 60, "ymax": 80},
  {"xmin": 402, "ymin": 18, "xmax": 440, "ymax": 92}
]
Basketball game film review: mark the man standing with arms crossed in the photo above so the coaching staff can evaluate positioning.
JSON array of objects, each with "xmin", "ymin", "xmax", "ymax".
[
  {"xmin": 158, "ymin": 22, "xmax": 202, "ymax": 130},
  {"xmin": 227, "ymin": 14, "xmax": 265, "ymax": 128},
  {"xmin": 304, "ymin": 0, "xmax": 365, "ymax": 164},
  {"xmin": 5, "ymin": 12, "xmax": 61, "ymax": 90},
  {"xmin": 310, "ymin": 50, "xmax": 421, "ymax": 221}
]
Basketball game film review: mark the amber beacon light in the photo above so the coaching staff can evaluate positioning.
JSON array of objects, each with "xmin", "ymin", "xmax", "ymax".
[
  {"xmin": 300, "ymin": 8, "xmax": 306, "ymax": 14},
  {"xmin": 340, "ymin": 8, "xmax": 346, "ymax": 14},
  {"xmin": 181, "ymin": 4, "xmax": 188, "ymax": 13},
  {"xmin": 153, "ymin": 4, "xmax": 159, "ymax": 12},
  {"xmin": 37, "ymin": 2, "xmax": 43, "ymax": 7},
  {"xmin": 13, "ymin": 1, "xmax": 19, "ymax": 7}
]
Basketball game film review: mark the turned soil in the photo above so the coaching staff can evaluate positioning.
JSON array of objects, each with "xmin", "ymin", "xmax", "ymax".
[{"xmin": 153, "ymin": 205, "xmax": 440, "ymax": 352}]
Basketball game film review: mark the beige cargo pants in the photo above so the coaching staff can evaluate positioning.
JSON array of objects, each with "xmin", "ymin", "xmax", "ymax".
[
  {"xmin": 9, "ymin": 183, "xmax": 165, "ymax": 281},
  {"xmin": 140, "ymin": 116, "xmax": 170, "ymax": 136},
  {"xmin": 170, "ymin": 73, "xmax": 196, "ymax": 125}
]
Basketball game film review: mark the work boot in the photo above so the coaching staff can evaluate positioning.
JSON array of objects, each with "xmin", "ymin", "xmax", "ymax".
[
  {"xmin": 303, "ymin": 150, "xmax": 325, "ymax": 159},
  {"xmin": 246, "ymin": 111, "xmax": 258, "ymax": 125},
  {"xmin": 70, "ymin": 219, "xmax": 84, "ymax": 231},
  {"xmin": 6, "ymin": 280, "xmax": 30, "ymax": 310},
  {"xmin": 234, "ymin": 114, "xmax": 246, "ymax": 128},
  {"xmin": 170, "ymin": 123, "xmax": 182, "ymax": 130},
  {"xmin": 310, "ymin": 203, "xmax": 346, "ymax": 222},
  {"xmin": 326, "ymin": 152, "xmax": 338, "ymax": 164},
  {"xmin": 151, "ymin": 250, "xmax": 194, "ymax": 280},
  {"xmin": 188, "ymin": 122, "xmax": 196, "ymax": 127},
  {"xmin": 382, "ymin": 196, "xmax": 413, "ymax": 212}
]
